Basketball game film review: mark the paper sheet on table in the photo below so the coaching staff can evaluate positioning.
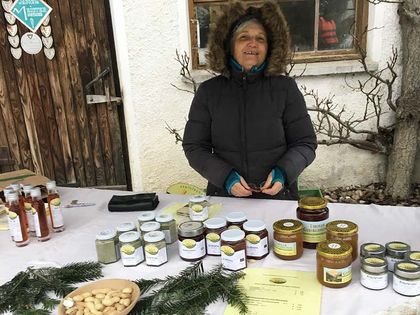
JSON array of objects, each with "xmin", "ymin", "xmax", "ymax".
[
  {"xmin": 224, "ymin": 268, "xmax": 322, "ymax": 315},
  {"xmin": 162, "ymin": 202, "xmax": 222, "ymax": 225}
]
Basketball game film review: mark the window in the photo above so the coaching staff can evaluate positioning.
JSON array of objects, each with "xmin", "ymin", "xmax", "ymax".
[{"xmin": 189, "ymin": 0, "xmax": 369, "ymax": 69}]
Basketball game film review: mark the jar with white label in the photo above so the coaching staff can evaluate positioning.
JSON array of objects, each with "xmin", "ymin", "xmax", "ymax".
[
  {"xmin": 188, "ymin": 196, "xmax": 209, "ymax": 221},
  {"xmin": 178, "ymin": 221, "xmax": 206, "ymax": 261},
  {"xmin": 360, "ymin": 257, "xmax": 388, "ymax": 290},
  {"xmin": 204, "ymin": 217, "xmax": 227, "ymax": 256},
  {"xmin": 156, "ymin": 214, "xmax": 177, "ymax": 244},
  {"xmin": 95, "ymin": 229, "xmax": 120, "ymax": 264},
  {"xmin": 221, "ymin": 229, "xmax": 247, "ymax": 271},
  {"xmin": 137, "ymin": 211, "xmax": 156, "ymax": 229},
  {"xmin": 143, "ymin": 231, "xmax": 168, "ymax": 266},
  {"xmin": 393, "ymin": 261, "xmax": 420, "ymax": 296},
  {"xmin": 116, "ymin": 222, "xmax": 137, "ymax": 238},
  {"xmin": 386, "ymin": 241, "xmax": 411, "ymax": 272},
  {"xmin": 225, "ymin": 212, "xmax": 247, "ymax": 230},
  {"xmin": 243, "ymin": 219, "xmax": 269, "ymax": 260},
  {"xmin": 119, "ymin": 231, "xmax": 144, "ymax": 267},
  {"xmin": 140, "ymin": 221, "xmax": 161, "ymax": 235}
]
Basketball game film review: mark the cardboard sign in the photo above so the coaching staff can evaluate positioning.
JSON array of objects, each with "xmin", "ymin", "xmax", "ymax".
[{"xmin": 0, "ymin": 169, "xmax": 50, "ymax": 192}]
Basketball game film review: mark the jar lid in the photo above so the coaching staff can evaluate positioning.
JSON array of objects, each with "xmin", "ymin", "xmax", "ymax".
[
  {"xmin": 119, "ymin": 231, "xmax": 141, "ymax": 243},
  {"xmin": 407, "ymin": 251, "xmax": 420, "ymax": 263},
  {"xmin": 178, "ymin": 221, "xmax": 205, "ymax": 237},
  {"xmin": 243, "ymin": 219, "xmax": 266, "ymax": 232},
  {"xmin": 96, "ymin": 229, "xmax": 117, "ymax": 241},
  {"xmin": 386, "ymin": 241, "xmax": 410, "ymax": 258},
  {"xmin": 10, "ymin": 183, "xmax": 21, "ymax": 191},
  {"xmin": 7, "ymin": 192, "xmax": 19, "ymax": 202},
  {"xmin": 156, "ymin": 214, "xmax": 174, "ymax": 223},
  {"xmin": 298, "ymin": 196, "xmax": 327, "ymax": 210},
  {"xmin": 225, "ymin": 211, "xmax": 247, "ymax": 223},
  {"xmin": 394, "ymin": 261, "xmax": 420, "ymax": 279},
  {"xmin": 221, "ymin": 229, "xmax": 245, "ymax": 242},
  {"xmin": 273, "ymin": 219, "xmax": 303, "ymax": 234},
  {"xmin": 204, "ymin": 217, "xmax": 227, "ymax": 229},
  {"xmin": 143, "ymin": 231, "xmax": 165, "ymax": 243},
  {"xmin": 22, "ymin": 184, "xmax": 33, "ymax": 193},
  {"xmin": 30, "ymin": 187, "xmax": 42, "ymax": 198},
  {"xmin": 116, "ymin": 222, "xmax": 136, "ymax": 232},
  {"xmin": 360, "ymin": 243, "xmax": 386, "ymax": 257},
  {"xmin": 326, "ymin": 220, "xmax": 358, "ymax": 236},
  {"xmin": 140, "ymin": 221, "xmax": 161, "ymax": 232},
  {"xmin": 138, "ymin": 211, "xmax": 155, "ymax": 222},
  {"xmin": 46, "ymin": 180, "xmax": 56, "ymax": 189},
  {"xmin": 189, "ymin": 195, "xmax": 206, "ymax": 203},
  {"xmin": 361, "ymin": 257, "xmax": 388, "ymax": 273},
  {"xmin": 317, "ymin": 240, "xmax": 352, "ymax": 259}
]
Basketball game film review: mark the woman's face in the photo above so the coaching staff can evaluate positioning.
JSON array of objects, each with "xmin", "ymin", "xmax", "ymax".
[{"xmin": 233, "ymin": 22, "xmax": 268, "ymax": 72}]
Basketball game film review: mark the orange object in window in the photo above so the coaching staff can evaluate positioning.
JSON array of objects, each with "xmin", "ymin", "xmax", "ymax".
[{"xmin": 319, "ymin": 16, "xmax": 339, "ymax": 45}]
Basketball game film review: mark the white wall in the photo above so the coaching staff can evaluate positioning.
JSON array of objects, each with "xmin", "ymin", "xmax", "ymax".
[{"xmin": 110, "ymin": 0, "xmax": 417, "ymax": 193}]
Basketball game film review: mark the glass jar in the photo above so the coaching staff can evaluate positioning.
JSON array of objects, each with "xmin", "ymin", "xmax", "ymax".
[
  {"xmin": 386, "ymin": 241, "xmax": 411, "ymax": 272},
  {"xmin": 297, "ymin": 197, "xmax": 329, "ymax": 249},
  {"xmin": 137, "ymin": 211, "xmax": 155, "ymax": 229},
  {"xmin": 221, "ymin": 229, "xmax": 247, "ymax": 271},
  {"xmin": 406, "ymin": 251, "xmax": 420, "ymax": 266},
  {"xmin": 360, "ymin": 257, "xmax": 388, "ymax": 290},
  {"xmin": 243, "ymin": 219, "xmax": 269, "ymax": 260},
  {"xmin": 326, "ymin": 220, "xmax": 358, "ymax": 261},
  {"xmin": 316, "ymin": 240, "xmax": 352, "ymax": 288},
  {"xmin": 116, "ymin": 222, "xmax": 137, "ymax": 238},
  {"xmin": 273, "ymin": 219, "xmax": 303, "ymax": 260},
  {"xmin": 95, "ymin": 229, "xmax": 120, "ymax": 264},
  {"xmin": 225, "ymin": 212, "xmax": 247, "ymax": 230},
  {"xmin": 156, "ymin": 214, "xmax": 177, "ymax": 244},
  {"xmin": 360, "ymin": 243, "xmax": 386, "ymax": 261},
  {"xmin": 188, "ymin": 195, "xmax": 209, "ymax": 221},
  {"xmin": 178, "ymin": 221, "xmax": 206, "ymax": 261},
  {"xmin": 204, "ymin": 217, "xmax": 227, "ymax": 256},
  {"xmin": 393, "ymin": 261, "xmax": 420, "ymax": 297},
  {"xmin": 143, "ymin": 231, "xmax": 168, "ymax": 266},
  {"xmin": 119, "ymin": 231, "xmax": 144, "ymax": 267},
  {"xmin": 140, "ymin": 221, "xmax": 161, "ymax": 235}
]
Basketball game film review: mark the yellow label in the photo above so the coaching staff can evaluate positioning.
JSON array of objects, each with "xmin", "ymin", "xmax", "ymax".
[
  {"xmin": 246, "ymin": 234, "xmax": 261, "ymax": 244},
  {"xmin": 273, "ymin": 240, "xmax": 296, "ymax": 256},
  {"xmin": 8, "ymin": 212, "xmax": 17, "ymax": 219},
  {"xmin": 191, "ymin": 204, "xmax": 203, "ymax": 212},
  {"xmin": 182, "ymin": 239, "xmax": 196, "ymax": 249},
  {"xmin": 221, "ymin": 245, "xmax": 235, "ymax": 256},
  {"xmin": 121, "ymin": 244, "xmax": 135, "ymax": 255},
  {"xmin": 388, "ymin": 242, "xmax": 407, "ymax": 250},
  {"xmin": 324, "ymin": 266, "xmax": 352, "ymax": 284},
  {"xmin": 24, "ymin": 202, "xmax": 32, "ymax": 211},
  {"xmin": 145, "ymin": 244, "xmax": 159, "ymax": 255},
  {"xmin": 50, "ymin": 198, "xmax": 61, "ymax": 207},
  {"xmin": 206, "ymin": 232, "xmax": 220, "ymax": 242}
]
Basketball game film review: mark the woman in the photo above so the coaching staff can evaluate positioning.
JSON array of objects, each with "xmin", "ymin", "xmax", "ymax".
[{"xmin": 183, "ymin": 1, "xmax": 317, "ymax": 200}]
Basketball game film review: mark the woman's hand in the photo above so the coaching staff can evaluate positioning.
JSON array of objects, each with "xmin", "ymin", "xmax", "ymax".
[
  {"xmin": 261, "ymin": 170, "xmax": 283, "ymax": 195},
  {"xmin": 231, "ymin": 176, "xmax": 253, "ymax": 197}
]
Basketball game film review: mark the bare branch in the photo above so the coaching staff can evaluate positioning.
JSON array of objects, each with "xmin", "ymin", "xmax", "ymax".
[
  {"xmin": 366, "ymin": 0, "xmax": 403, "ymax": 4},
  {"xmin": 165, "ymin": 121, "xmax": 183, "ymax": 144}
]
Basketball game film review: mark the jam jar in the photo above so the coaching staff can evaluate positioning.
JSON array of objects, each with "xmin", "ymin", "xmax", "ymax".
[
  {"xmin": 243, "ymin": 219, "xmax": 269, "ymax": 260},
  {"xmin": 188, "ymin": 195, "xmax": 209, "ymax": 222},
  {"xmin": 360, "ymin": 243, "xmax": 386, "ymax": 260},
  {"xmin": 204, "ymin": 217, "xmax": 227, "ymax": 256},
  {"xmin": 326, "ymin": 220, "xmax": 358, "ymax": 261},
  {"xmin": 360, "ymin": 257, "xmax": 388, "ymax": 290},
  {"xmin": 316, "ymin": 240, "xmax": 353, "ymax": 288},
  {"xmin": 297, "ymin": 197, "xmax": 329, "ymax": 249},
  {"xmin": 225, "ymin": 212, "xmax": 247, "ymax": 230},
  {"xmin": 273, "ymin": 219, "xmax": 303, "ymax": 260},
  {"xmin": 178, "ymin": 221, "xmax": 206, "ymax": 261},
  {"xmin": 393, "ymin": 261, "xmax": 420, "ymax": 296},
  {"xmin": 119, "ymin": 231, "xmax": 144, "ymax": 267},
  {"xmin": 95, "ymin": 229, "xmax": 120, "ymax": 264},
  {"xmin": 143, "ymin": 231, "xmax": 168, "ymax": 267},
  {"xmin": 386, "ymin": 241, "xmax": 411, "ymax": 272},
  {"xmin": 221, "ymin": 229, "xmax": 247, "ymax": 271}
]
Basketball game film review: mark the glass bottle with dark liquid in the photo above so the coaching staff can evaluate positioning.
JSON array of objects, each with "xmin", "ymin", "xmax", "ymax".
[
  {"xmin": 8, "ymin": 192, "xmax": 29, "ymax": 247},
  {"xmin": 31, "ymin": 187, "xmax": 50, "ymax": 242},
  {"xmin": 23, "ymin": 184, "xmax": 36, "ymax": 236},
  {"xmin": 46, "ymin": 181, "xmax": 65, "ymax": 232}
]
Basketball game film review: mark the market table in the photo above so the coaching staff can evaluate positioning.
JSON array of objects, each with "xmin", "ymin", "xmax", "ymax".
[{"xmin": 1, "ymin": 187, "xmax": 419, "ymax": 315}]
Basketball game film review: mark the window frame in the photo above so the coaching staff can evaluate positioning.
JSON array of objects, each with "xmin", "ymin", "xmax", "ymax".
[{"xmin": 188, "ymin": 0, "xmax": 369, "ymax": 69}]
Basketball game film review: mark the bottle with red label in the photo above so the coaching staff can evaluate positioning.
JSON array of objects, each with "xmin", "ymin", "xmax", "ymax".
[
  {"xmin": 7, "ymin": 192, "xmax": 29, "ymax": 247},
  {"xmin": 23, "ymin": 184, "xmax": 36, "ymax": 236},
  {"xmin": 46, "ymin": 181, "xmax": 65, "ymax": 232},
  {"xmin": 31, "ymin": 187, "xmax": 50, "ymax": 242}
]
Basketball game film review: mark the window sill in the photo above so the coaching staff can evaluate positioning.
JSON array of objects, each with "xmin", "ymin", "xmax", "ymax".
[{"xmin": 186, "ymin": 59, "xmax": 378, "ymax": 84}]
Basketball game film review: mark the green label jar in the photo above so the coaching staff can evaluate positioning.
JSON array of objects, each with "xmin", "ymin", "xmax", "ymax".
[
  {"xmin": 178, "ymin": 221, "xmax": 206, "ymax": 261},
  {"xmin": 95, "ymin": 229, "xmax": 119, "ymax": 264},
  {"xmin": 119, "ymin": 231, "xmax": 144, "ymax": 267},
  {"xmin": 156, "ymin": 214, "xmax": 177, "ymax": 244},
  {"xmin": 144, "ymin": 231, "xmax": 168, "ymax": 267},
  {"xmin": 188, "ymin": 196, "xmax": 209, "ymax": 222},
  {"xmin": 204, "ymin": 217, "xmax": 227, "ymax": 256}
]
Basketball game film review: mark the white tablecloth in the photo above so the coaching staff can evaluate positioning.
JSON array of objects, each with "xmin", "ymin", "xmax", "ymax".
[{"xmin": 1, "ymin": 187, "xmax": 420, "ymax": 315}]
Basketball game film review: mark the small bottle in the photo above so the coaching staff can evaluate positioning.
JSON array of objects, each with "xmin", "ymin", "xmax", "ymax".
[
  {"xmin": 31, "ymin": 187, "xmax": 50, "ymax": 242},
  {"xmin": 119, "ymin": 231, "xmax": 144, "ymax": 267},
  {"xmin": 188, "ymin": 195, "xmax": 209, "ymax": 222},
  {"xmin": 221, "ymin": 229, "xmax": 247, "ymax": 271},
  {"xmin": 204, "ymin": 217, "xmax": 227, "ymax": 256},
  {"xmin": 144, "ymin": 231, "xmax": 168, "ymax": 266},
  {"xmin": 95, "ymin": 229, "xmax": 120, "ymax": 264},
  {"xmin": 243, "ymin": 219, "xmax": 269, "ymax": 260},
  {"xmin": 386, "ymin": 241, "xmax": 411, "ymax": 272},
  {"xmin": 137, "ymin": 211, "xmax": 155, "ymax": 230},
  {"xmin": 360, "ymin": 257, "xmax": 388, "ymax": 290},
  {"xmin": 360, "ymin": 243, "xmax": 386, "ymax": 261},
  {"xmin": 46, "ymin": 181, "xmax": 65, "ymax": 232},
  {"xmin": 10, "ymin": 183, "xmax": 28, "ymax": 229},
  {"xmin": 156, "ymin": 214, "xmax": 177, "ymax": 244},
  {"xmin": 326, "ymin": 220, "xmax": 358, "ymax": 261},
  {"xmin": 140, "ymin": 221, "xmax": 161, "ymax": 235},
  {"xmin": 7, "ymin": 193, "xmax": 29, "ymax": 247},
  {"xmin": 393, "ymin": 261, "xmax": 420, "ymax": 297},
  {"xmin": 178, "ymin": 221, "xmax": 206, "ymax": 261},
  {"xmin": 22, "ymin": 184, "xmax": 36, "ymax": 236},
  {"xmin": 4, "ymin": 189, "xmax": 16, "ymax": 240},
  {"xmin": 225, "ymin": 212, "xmax": 247, "ymax": 230},
  {"xmin": 273, "ymin": 219, "xmax": 303, "ymax": 260}
]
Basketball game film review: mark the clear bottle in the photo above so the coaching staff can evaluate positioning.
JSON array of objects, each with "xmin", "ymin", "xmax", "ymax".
[
  {"xmin": 46, "ymin": 180, "xmax": 65, "ymax": 232},
  {"xmin": 22, "ymin": 184, "xmax": 36, "ymax": 236},
  {"xmin": 7, "ymin": 193, "xmax": 29, "ymax": 247},
  {"xmin": 188, "ymin": 195, "xmax": 209, "ymax": 222},
  {"xmin": 31, "ymin": 187, "xmax": 50, "ymax": 242}
]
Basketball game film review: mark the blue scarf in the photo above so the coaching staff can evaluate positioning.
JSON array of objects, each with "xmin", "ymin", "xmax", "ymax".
[{"xmin": 229, "ymin": 57, "xmax": 266, "ymax": 73}]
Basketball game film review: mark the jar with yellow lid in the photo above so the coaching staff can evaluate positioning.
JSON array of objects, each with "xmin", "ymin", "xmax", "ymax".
[
  {"xmin": 326, "ymin": 220, "xmax": 358, "ymax": 261},
  {"xmin": 273, "ymin": 219, "xmax": 303, "ymax": 260},
  {"xmin": 393, "ymin": 261, "xmax": 420, "ymax": 296},
  {"xmin": 316, "ymin": 240, "xmax": 352, "ymax": 288},
  {"xmin": 360, "ymin": 257, "xmax": 388, "ymax": 290},
  {"xmin": 360, "ymin": 242, "xmax": 386, "ymax": 260},
  {"xmin": 406, "ymin": 251, "xmax": 420, "ymax": 266},
  {"xmin": 386, "ymin": 241, "xmax": 411, "ymax": 272},
  {"xmin": 297, "ymin": 197, "xmax": 329, "ymax": 249}
]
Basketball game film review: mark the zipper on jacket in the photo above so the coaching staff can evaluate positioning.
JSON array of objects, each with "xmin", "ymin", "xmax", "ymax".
[{"xmin": 240, "ymin": 73, "xmax": 249, "ymax": 180}]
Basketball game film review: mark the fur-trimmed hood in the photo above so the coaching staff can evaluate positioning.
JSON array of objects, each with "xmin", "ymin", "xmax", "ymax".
[{"xmin": 206, "ymin": 0, "xmax": 290, "ymax": 76}]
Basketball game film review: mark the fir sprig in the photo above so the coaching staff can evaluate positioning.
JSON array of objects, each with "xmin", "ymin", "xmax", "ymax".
[{"xmin": 0, "ymin": 261, "xmax": 103, "ymax": 314}]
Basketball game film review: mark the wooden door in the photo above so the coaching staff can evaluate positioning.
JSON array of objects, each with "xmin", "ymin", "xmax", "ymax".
[{"xmin": 0, "ymin": 0, "xmax": 130, "ymax": 188}]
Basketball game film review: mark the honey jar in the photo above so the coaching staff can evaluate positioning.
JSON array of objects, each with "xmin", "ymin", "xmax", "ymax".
[
  {"xmin": 326, "ymin": 220, "xmax": 358, "ymax": 261},
  {"xmin": 273, "ymin": 219, "xmax": 303, "ymax": 260}
]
